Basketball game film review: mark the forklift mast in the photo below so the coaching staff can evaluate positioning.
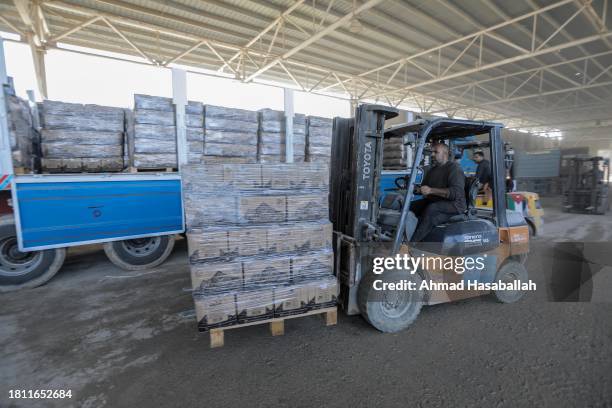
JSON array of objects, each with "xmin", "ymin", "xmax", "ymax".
[{"xmin": 329, "ymin": 105, "xmax": 398, "ymax": 242}]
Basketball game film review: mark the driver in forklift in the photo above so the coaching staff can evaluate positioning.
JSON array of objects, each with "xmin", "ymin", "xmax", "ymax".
[{"xmin": 410, "ymin": 142, "xmax": 467, "ymax": 242}]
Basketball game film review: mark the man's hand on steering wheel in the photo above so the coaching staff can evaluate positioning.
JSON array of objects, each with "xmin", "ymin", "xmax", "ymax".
[{"xmin": 420, "ymin": 185, "xmax": 432, "ymax": 196}]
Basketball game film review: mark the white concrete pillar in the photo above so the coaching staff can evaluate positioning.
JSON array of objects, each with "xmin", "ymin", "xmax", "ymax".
[
  {"xmin": 172, "ymin": 68, "xmax": 188, "ymax": 168},
  {"xmin": 284, "ymin": 88, "xmax": 294, "ymax": 163}
]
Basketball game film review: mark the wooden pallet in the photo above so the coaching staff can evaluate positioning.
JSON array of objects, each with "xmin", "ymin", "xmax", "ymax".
[
  {"xmin": 208, "ymin": 306, "xmax": 337, "ymax": 348},
  {"xmin": 128, "ymin": 167, "xmax": 176, "ymax": 173}
]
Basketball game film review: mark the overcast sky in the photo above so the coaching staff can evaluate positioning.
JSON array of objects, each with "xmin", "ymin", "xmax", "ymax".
[{"xmin": 2, "ymin": 38, "xmax": 350, "ymax": 118}]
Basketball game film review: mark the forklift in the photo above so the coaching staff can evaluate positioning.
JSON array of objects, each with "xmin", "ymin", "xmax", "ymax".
[
  {"xmin": 562, "ymin": 156, "xmax": 610, "ymax": 214},
  {"xmin": 330, "ymin": 104, "xmax": 530, "ymax": 333}
]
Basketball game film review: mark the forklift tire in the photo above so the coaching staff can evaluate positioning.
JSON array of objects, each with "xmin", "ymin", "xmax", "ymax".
[
  {"xmin": 0, "ymin": 216, "xmax": 66, "ymax": 292},
  {"xmin": 492, "ymin": 260, "xmax": 528, "ymax": 304},
  {"xmin": 104, "ymin": 235, "xmax": 175, "ymax": 271},
  {"xmin": 512, "ymin": 253, "xmax": 528, "ymax": 265},
  {"xmin": 357, "ymin": 268, "xmax": 424, "ymax": 333}
]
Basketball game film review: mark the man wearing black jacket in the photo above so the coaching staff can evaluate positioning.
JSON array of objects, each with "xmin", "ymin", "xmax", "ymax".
[
  {"xmin": 410, "ymin": 142, "xmax": 466, "ymax": 242},
  {"xmin": 474, "ymin": 151, "xmax": 492, "ymax": 189}
]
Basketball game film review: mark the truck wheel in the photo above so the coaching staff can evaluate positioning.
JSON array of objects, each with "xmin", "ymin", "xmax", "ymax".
[
  {"xmin": 0, "ymin": 218, "xmax": 66, "ymax": 292},
  {"xmin": 492, "ymin": 260, "xmax": 528, "ymax": 303},
  {"xmin": 357, "ymin": 268, "xmax": 423, "ymax": 333},
  {"xmin": 104, "ymin": 235, "xmax": 175, "ymax": 271}
]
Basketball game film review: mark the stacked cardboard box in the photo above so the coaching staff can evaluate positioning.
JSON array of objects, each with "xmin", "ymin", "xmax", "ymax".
[
  {"xmin": 6, "ymin": 94, "xmax": 37, "ymax": 170},
  {"xmin": 203, "ymin": 105, "xmax": 258, "ymax": 164},
  {"xmin": 258, "ymin": 109, "xmax": 306, "ymax": 163},
  {"xmin": 306, "ymin": 116, "xmax": 333, "ymax": 162},
  {"xmin": 383, "ymin": 136, "xmax": 407, "ymax": 169},
  {"xmin": 183, "ymin": 163, "xmax": 338, "ymax": 331},
  {"xmin": 131, "ymin": 94, "xmax": 204, "ymax": 169},
  {"xmin": 39, "ymin": 101, "xmax": 125, "ymax": 172}
]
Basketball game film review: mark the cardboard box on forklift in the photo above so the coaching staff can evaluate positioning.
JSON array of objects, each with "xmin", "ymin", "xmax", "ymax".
[
  {"xmin": 314, "ymin": 277, "xmax": 340, "ymax": 306},
  {"xmin": 287, "ymin": 194, "xmax": 329, "ymax": 221},
  {"xmin": 292, "ymin": 249, "xmax": 334, "ymax": 281},
  {"xmin": 183, "ymin": 195, "xmax": 237, "ymax": 226},
  {"xmin": 236, "ymin": 288, "xmax": 274, "ymax": 322},
  {"xmin": 237, "ymin": 195, "xmax": 286, "ymax": 223},
  {"xmin": 227, "ymin": 227, "xmax": 268, "ymax": 257},
  {"xmin": 190, "ymin": 260, "xmax": 242, "ymax": 291},
  {"xmin": 273, "ymin": 285, "xmax": 304, "ymax": 316},
  {"xmin": 266, "ymin": 221, "xmax": 333, "ymax": 253},
  {"xmin": 194, "ymin": 292, "xmax": 237, "ymax": 330},
  {"xmin": 260, "ymin": 163, "xmax": 328, "ymax": 190},
  {"xmin": 243, "ymin": 257, "xmax": 290, "ymax": 287},
  {"xmin": 186, "ymin": 228, "xmax": 229, "ymax": 262},
  {"xmin": 187, "ymin": 221, "xmax": 333, "ymax": 263}
]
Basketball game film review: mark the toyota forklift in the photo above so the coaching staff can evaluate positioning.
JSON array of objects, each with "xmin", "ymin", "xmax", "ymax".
[{"xmin": 330, "ymin": 104, "xmax": 530, "ymax": 333}]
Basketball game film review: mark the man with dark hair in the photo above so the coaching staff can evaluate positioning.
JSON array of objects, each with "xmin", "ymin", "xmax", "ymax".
[
  {"xmin": 473, "ymin": 151, "xmax": 492, "ymax": 188},
  {"xmin": 410, "ymin": 142, "xmax": 466, "ymax": 242}
]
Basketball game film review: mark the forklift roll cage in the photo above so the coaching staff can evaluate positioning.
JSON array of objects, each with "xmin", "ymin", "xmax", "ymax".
[{"xmin": 384, "ymin": 115, "xmax": 508, "ymax": 254}]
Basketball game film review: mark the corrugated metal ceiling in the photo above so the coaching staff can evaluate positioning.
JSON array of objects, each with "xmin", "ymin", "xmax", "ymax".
[{"xmin": 0, "ymin": 0, "xmax": 611, "ymax": 137}]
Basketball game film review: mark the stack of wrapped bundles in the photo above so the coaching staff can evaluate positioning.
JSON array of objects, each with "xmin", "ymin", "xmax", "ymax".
[
  {"xmin": 203, "ymin": 105, "xmax": 258, "ymax": 164},
  {"xmin": 257, "ymin": 109, "xmax": 306, "ymax": 163},
  {"xmin": 131, "ymin": 94, "xmax": 204, "ymax": 169},
  {"xmin": 383, "ymin": 136, "xmax": 407, "ymax": 169},
  {"xmin": 306, "ymin": 116, "xmax": 333, "ymax": 162},
  {"xmin": 182, "ymin": 162, "xmax": 338, "ymax": 331},
  {"xmin": 39, "ymin": 101, "xmax": 125, "ymax": 172},
  {"xmin": 6, "ymin": 94, "xmax": 37, "ymax": 170}
]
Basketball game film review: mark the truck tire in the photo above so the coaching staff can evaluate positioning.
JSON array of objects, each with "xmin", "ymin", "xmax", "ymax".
[
  {"xmin": 104, "ymin": 235, "xmax": 176, "ymax": 271},
  {"xmin": 0, "ymin": 216, "xmax": 66, "ymax": 292},
  {"xmin": 357, "ymin": 268, "xmax": 424, "ymax": 333},
  {"xmin": 492, "ymin": 260, "xmax": 529, "ymax": 303}
]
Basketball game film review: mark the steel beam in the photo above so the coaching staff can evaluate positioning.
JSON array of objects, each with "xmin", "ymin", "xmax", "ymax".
[
  {"xmin": 244, "ymin": 0, "xmax": 386, "ymax": 82},
  {"xmin": 222, "ymin": 0, "xmax": 306, "ymax": 71}
]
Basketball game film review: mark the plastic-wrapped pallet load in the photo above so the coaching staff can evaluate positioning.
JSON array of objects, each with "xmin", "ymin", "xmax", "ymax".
[
  {"xmin": 131, "ymin": 94, "xmax": 204, "ymax": 169},
  {"xmin": 383, "ymin": 136, "xmax": 407, "ymax": 169},
  {"xmin": 39, "ymin": 100, "xmax": 125, "ymax": 172},
  {"xmin": 182, "ymin": 162, "xmax": 338, "ymax": 331},
  {"xmin": 6, "ymin": 94, "xmax": 37, "ymax": 171},
  {"xmin": 306, "ymin": 116, "xmax": 333, "ymax": 162},
  {"xmin": 203, "ymin": 105, "xmax": 258, "ymax": 164},
  {"xmin": 258, "ymin": 109, "xmax": 306, "ymax": 163}
]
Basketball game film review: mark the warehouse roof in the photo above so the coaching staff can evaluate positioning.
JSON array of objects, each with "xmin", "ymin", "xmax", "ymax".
[{"xmin": 1, "ymin": 0, "xmax": 611, "ymax": 138}]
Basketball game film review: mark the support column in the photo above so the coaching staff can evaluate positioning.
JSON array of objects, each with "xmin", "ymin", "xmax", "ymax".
[
  {"xmin": 172, "ymin": 68, "xmax": 188, "ymax": 169},
  {"xmin": 284, "ymin": 88, "xmax": 294, "ymax": 163},
  {"xmin": 350, "ymin": 98, "xmax": 359, "ymax": 117},
  {"xmin": 28, "ymin": 34, "xmax": 47, "ymax": 99}
]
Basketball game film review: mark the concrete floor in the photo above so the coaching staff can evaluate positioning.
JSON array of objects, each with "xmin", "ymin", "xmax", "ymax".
[{"xmin": 1, "ymin": 198, "xmax": 611, "ymax": 408}]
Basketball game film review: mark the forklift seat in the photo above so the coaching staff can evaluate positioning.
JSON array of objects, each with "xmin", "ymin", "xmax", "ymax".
[{"xmin": 447, "ymin": 176, "xmax": 479, "ymax": 223}]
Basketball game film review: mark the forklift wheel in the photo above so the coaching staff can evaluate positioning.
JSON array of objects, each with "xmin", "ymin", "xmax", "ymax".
[
  {"xmin": 512, "ymin": 254, "xmax": 528, "ymax": 265},
  {"xmin": 0, "ymin": 216, "xmax": 66, "ymax": 292},
  {"xmin": 104, "ymin": 235, "xmax": 175, "ymax": 271},
  {"xmin": 357, "ymin": 269, "xmax": 424, "ymax": 333},
  {"xmin": 492, "ymin": 260, "xmax": 528, "ymax": 303}
]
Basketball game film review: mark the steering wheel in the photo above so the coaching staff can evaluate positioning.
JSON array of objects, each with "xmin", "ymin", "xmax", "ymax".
[{"xmin": 394, "ymin": 176, "xmax": 408, "ymax": 190}]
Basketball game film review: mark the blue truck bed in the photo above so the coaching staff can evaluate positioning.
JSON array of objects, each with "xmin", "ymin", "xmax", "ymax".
[{"xmin": 13, "ymin": 174, "xmax": 184, "ymax": 251}]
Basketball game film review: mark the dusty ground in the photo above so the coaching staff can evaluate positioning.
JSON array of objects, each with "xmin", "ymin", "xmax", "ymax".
[{"xmin": 1, "ymin": 198, "xmax": 611, "ymax": 408}]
